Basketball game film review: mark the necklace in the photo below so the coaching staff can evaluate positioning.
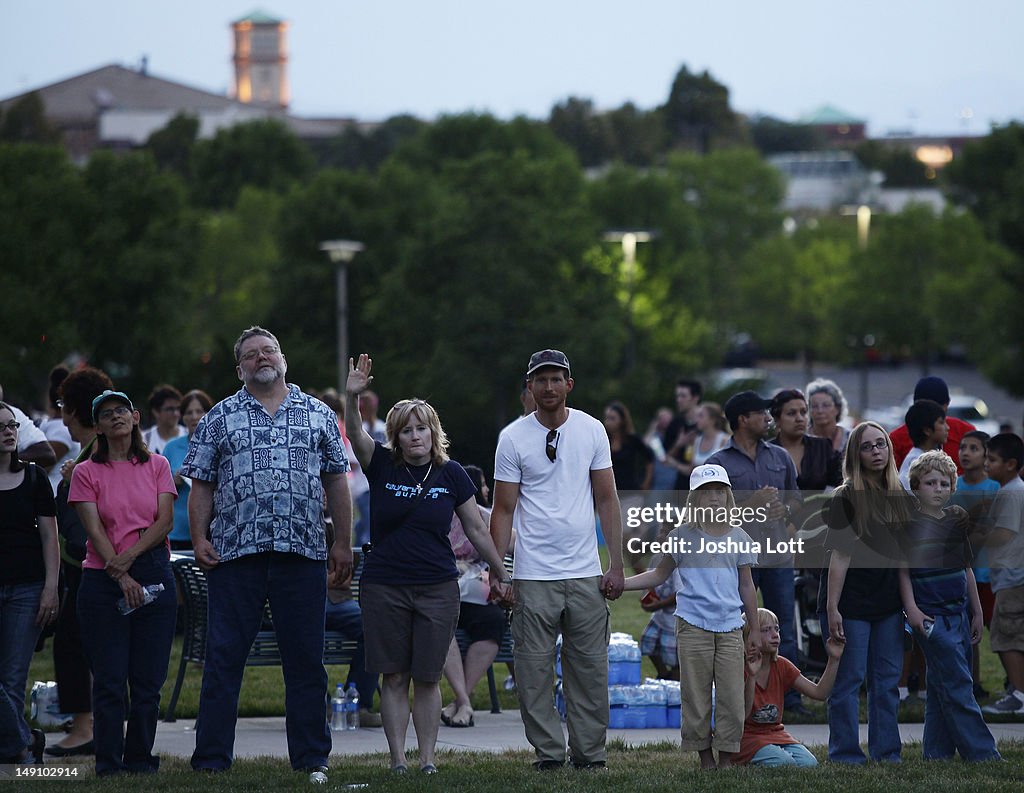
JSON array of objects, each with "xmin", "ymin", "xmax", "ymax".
[{"xmin": 407, "ymin": 462, "xmax": 433, "ymax": 496}]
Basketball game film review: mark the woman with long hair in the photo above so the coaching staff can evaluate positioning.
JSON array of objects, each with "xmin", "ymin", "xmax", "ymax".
[
  {"xmin": 344, "ymin": 355, "xmax": 511, "ymax": 774},
  {"xmin": 690, "ymin": 402, "xmax": 730, "ymax": 468},
  {"xmin": 161, "ymin": 389, "xmax": 213, "ymax": 551},
  {"xmin": 69, "ymin": 390, "xmax": 177, "ymax": 776},
  {"xmin": 817, "ymin": 421, "xmax": 911, "ymax": 764},
  {"xmin": 0, "ymin": 401, "xmax": 59, "ymax": 765},
  {"xmin": 605, "ymin": 401, "xmax": 654, "ymax": 574}
]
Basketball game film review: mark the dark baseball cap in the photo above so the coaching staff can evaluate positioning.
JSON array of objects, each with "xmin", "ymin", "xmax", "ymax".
[
  {"xmin": 724, "ymin": 390, "xmax": 772, "ymax": 426},
  {"xmin": 526, "ymin": 349, "xmax": 571, "ymax": 377},
  {"xmin": 914, "ymin": 376, "xmax": 949, "ymax": 405}
]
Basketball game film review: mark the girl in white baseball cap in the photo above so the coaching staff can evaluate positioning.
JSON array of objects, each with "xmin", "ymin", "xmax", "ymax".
[{"xmin": 623, "ymin": 462, "xmax": 761, "ymax": 769}]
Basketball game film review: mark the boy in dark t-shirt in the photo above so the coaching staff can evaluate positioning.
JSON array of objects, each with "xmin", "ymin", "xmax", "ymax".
[{"xmin": 898, "ymin": 451, "xmax": 999, "ymax": 762}]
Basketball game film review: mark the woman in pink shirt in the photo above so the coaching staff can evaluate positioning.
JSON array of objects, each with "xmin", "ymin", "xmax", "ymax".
[{"xmin": 69, "ymin": 390, "xmax": 177, "ymax": 777}]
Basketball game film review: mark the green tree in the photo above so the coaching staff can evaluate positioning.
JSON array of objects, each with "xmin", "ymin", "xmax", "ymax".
[
  {"xmin": 736, "ymin": 220, "xmax": 855, "ymax": 372},
  {"xmin": 748, "ymin": 116, "xmax": 826, "ymax": 155},
  {"xmin": 76, "ymin": 150, "xmax": 199, "ymax": 395},
  {"xmin": 0, "ymin": 92, "xmax": 60, "ymax": 144},
  {"xmin": 0, "ymin": 143, "xmax": 88, "ymax": 401},
  {"xmin": 603, "ymin": 102, "xmax": 667, "ymax": 166},
  {"xmin": 855, "ymin": 140, "xmax": 930, "ymax": 187},
  {"xmin": 946, "ymin": 122, "xmax": 1024, "ymax": 258},
  {"xmin": 548, "ymin": 97, "xmax": 611, "ymax": 167},
  {"xmin": 191, "ymin": 119, "xmax": 314, "ymax": 209},
  {"xmin": 318, "ymin": 114, "xmax": 426, "ymax": 172},
  {"xmin": 347, "ymin": 115, "xmax": 627, "ymax": 467},
  {"xmin": 837, "ymin": 205, "xmax": 1006, "ymax": 372},
  {"xmin": 661, "ymin": 65, "xmax": 743, "ymax": 153},
  {"xmin": 145, "ymin": 112, "xmax": 199, "ymax": 178},
  {"xmin": 943, "ymin": 123, "xmax": 1024, "ymax": 393}
]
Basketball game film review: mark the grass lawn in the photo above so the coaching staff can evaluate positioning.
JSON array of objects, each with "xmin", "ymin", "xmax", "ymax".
[
  {"xmin": 7, "ymin": 742, "xmax": 1022, "ymax": 790},
  {"xmin": 24, "ymin": 546, "xmax": 1019, "ymax": 723}
]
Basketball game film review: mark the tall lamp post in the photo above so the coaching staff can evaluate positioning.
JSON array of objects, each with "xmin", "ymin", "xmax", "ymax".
[
  {"xmin": 603, "ymin": 229, "xmax": 654, "ymax": 374},
  {"xmin": 319, "ymin": 239, "xmax": 365, "ymax": 392}
]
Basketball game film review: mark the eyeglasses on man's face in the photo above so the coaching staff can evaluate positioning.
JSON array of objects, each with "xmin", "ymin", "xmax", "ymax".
[
  {"xmin": 238, "ymin": 345, "xmax": 280, "ymax": 363},
  {"xmin": 98, "ymin": 406, "xmax": 132, "ymax": 421},
  {"xmin": 859, "ymin": 438, "xmax": 888, "ymax": 453},
  {"xmin": 545, "ymin": 429, "xmax": 560, "ymax": 462}
]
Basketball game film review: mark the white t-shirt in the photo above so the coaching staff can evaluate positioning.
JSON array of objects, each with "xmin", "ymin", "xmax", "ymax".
[
  {"xmin": 989, "ymin": 476, "xmax": 1024, "ymax": 592},
  {"xmin": 143, "ymin": 423, "xmax": 187, "ymax": 455},
  {"xmin": 898, "ymin": 446, "xmax": 924, "ymax": 491},
  {"xmin": 40, "ymin": 416, "xmax": 80, "ymax": 495},
  {"xmin": 9, "ymin": 403, "xmax": 48, "ymax": 452},
  {"xmin": 494, "ymin": 409, "xmax": 611, "ymax": 580}
]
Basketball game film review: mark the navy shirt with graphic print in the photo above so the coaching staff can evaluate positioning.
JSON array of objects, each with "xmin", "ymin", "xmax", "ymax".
[{"xmin": 362, "ymin": 442, "xmax": 476, "ymax": 587}]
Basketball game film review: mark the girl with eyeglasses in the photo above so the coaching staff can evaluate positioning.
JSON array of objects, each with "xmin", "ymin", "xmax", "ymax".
[
  {"xmin": 0, "ymin": 402, "xmax": 60, "ymax": 765},
  {"xmin": 816, "ymin": 421, "xmax": 912, "ymax": 765}
]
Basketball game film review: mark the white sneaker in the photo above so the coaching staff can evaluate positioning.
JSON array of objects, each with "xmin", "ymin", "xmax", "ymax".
[
  {"xmin": 504, "ymin": 675, "xmax": 516, "ymax": 691},
  {"xmin": 982, "ymin": 689, "xmax": 1024, "ymax": 715},
  {"xmin": 308, "ymin": 767, "xmax": 329, "ymax": 785}
]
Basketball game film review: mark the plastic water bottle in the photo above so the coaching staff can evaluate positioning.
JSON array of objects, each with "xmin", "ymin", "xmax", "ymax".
[
  {"xmin": 330, "ymin": 684, "xmax": 346, "ymax": 731},
  {"xmin": 345, "ymin": 683, "xmax": 360, "ymax": 730},
  {"xmin": 116, "ymin": 583, "xmax": 165, "ymax": 615}
]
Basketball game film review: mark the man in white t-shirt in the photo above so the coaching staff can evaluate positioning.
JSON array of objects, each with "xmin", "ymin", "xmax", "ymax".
[{"xmin": 491, "ymin": 349, "xmax": 624, "ymax": 771}]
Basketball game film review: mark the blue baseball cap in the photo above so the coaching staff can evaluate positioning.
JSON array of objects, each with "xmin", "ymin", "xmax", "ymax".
[{"xmin": 91, "ymin": 390, "xmax": 135, "ymax": 422}]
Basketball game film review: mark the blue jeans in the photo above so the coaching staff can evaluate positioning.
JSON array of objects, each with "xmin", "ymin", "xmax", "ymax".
[
  {"xmin": 324, "ymin": 599, "xmax": 378, "ymax": 709},
  {"xmin": 918, "ymin": 613, "xmax": 1000, "ymax": 761},
  {"xmin": 752, "ymin": 566, "xmax": 800, "ymax": 709},
  {"xmin": 78, "ymin": 550, "xmax": 177, "ymax": 776},
  {"xmin": 819, "ymin": 611, "xmax": 902, "ymax": 764},
  {"xmin": 750, "ymin": 743, "xmax": 818, "ymax": 767},
  {"xmin": 191, "ymin": 553, "xmax": 329, "ymax": 772},
  {"xmin": 0, "ymin": 582, "xmax": 43, "ymax": 759}
]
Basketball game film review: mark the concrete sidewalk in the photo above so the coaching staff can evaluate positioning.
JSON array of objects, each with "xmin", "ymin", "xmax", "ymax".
[{"xmin": 154, "ymin": 711, "xmax": 1024, "ymax": 761}]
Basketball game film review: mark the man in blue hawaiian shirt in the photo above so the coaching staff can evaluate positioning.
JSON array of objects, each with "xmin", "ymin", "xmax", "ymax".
[{"xmin": 182, "ymin": 326, "xmax": 352, "ymax": 778}]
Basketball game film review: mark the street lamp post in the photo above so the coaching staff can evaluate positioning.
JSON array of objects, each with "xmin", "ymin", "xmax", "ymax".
[
  {"xmin": 603, "ymin": 229, "xmax": 654, "ymax": 374},
  {"xmin": 319, "ymin": 239, "xmax": 365, "ymax": 393}
]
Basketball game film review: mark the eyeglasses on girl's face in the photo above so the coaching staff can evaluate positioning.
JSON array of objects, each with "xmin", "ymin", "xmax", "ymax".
[{"xmin": 859, "ymin": 438, "xmax": 888, "ymax": 453}]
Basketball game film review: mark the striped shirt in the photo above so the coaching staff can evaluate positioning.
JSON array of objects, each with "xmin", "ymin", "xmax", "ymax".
[{"xmin": 901, "ymin": 507, "xmax": 973, "ymax": 615}]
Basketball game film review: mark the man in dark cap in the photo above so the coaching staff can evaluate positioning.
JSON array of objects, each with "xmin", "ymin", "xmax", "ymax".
[
  {"xmin": 491, "ymin": 349, "xmax": 624, "ymax": 771},
  {"xmin": 889, "ymin": 377, "xmax": 975, "ymax": 472}
]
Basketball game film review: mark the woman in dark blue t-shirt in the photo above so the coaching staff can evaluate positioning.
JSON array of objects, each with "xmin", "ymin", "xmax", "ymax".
[{"xmin": 344, "ymin": 354, "xmax": 511, "ymax": 775}]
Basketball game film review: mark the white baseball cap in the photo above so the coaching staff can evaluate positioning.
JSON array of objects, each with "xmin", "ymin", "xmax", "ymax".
[{"xmin": 689, "ymin": 464, "xmax": 731, "ymax": 490}]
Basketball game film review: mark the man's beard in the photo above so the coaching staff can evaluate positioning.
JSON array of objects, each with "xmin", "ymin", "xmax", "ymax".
[{"xmin": 249, "ymin": 361, "xmax": 286, "ymax": 385}]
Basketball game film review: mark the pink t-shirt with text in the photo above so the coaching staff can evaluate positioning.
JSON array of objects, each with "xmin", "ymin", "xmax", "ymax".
[{"xmin": 68, "ymin": 455, "xmax": 177, "ymax": 570}]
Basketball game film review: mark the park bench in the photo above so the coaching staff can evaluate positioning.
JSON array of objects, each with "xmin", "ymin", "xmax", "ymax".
[{"xmin": 164, "ymin": 553, "xmax": 515, "ymax": 722}]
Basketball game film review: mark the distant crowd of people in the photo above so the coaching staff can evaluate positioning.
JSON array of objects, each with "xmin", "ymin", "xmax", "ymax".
[{"xmin": 1, "ymin": 335, "xmax": 1021, "ymax": 778}]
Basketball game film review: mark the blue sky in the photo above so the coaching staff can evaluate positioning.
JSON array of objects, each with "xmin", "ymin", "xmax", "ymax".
[{"xmin": 4, "ymin": 1, "xmax": 1022, "ymax": 135}]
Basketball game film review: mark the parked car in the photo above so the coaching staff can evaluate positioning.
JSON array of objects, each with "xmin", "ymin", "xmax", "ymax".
[{"xmin": 866, "ymin": 392, "xmax": 1000, "ymax": 436}]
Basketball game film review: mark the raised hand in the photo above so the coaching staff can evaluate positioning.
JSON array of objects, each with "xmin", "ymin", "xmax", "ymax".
[{"xmin": 346, "ymin": 354, "xmax": 374, "ymax": 396}]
